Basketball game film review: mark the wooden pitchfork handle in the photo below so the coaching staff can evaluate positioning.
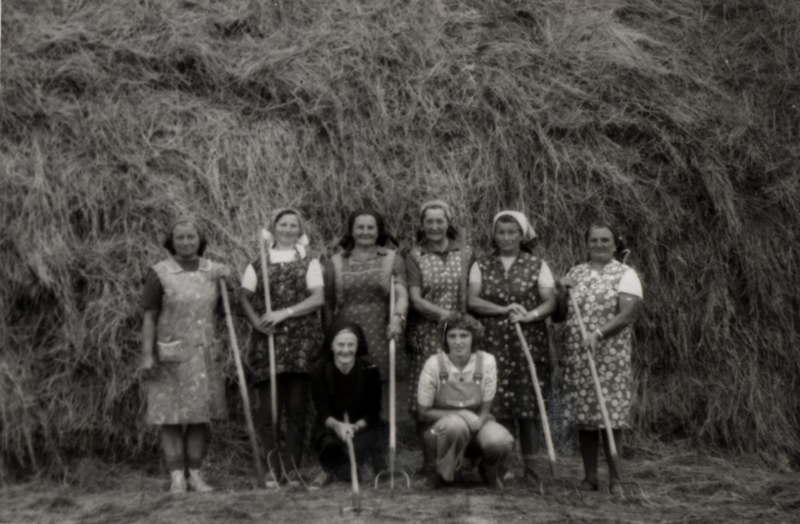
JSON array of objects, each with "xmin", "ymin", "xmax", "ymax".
[
  {"xmin": 258, "ymin": 236, "xmax": 280, "ymax": 445},
  {"xmin": 344, "ymin": 413, "xmax": 361, "ymax": 511},
  {"xmin": 568, "ymin": 289, "xmax": 620, "ymax": 466},
  {"xmin": 220, "ymin": 279, "xmax": 266, "ymax": 486},
  {"xmin": 514, "ymin": 322, "xmax": 558, "ymax": 478}
]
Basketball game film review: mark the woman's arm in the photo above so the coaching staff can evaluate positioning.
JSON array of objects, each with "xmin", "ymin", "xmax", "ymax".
[
  {"xmin": 409, "ymin": 286, "xmax": 458, "ymax": 321},
  {"xmin": 239, "ymin": 289, "xmax": 267, "ymax": 332},
  {"xmin": 468, "ymin": 281, "xmax": 525, "ymax": 316},
  {"xmin": 322, "ymin": 258, "xmax": 336, "ymax": 330},
  {"xmin": 139, "ymin": 309, "xmax": 158, "ymax": 373},
  {"xmin": 263, "ymin": 287, "xmax": 324, "ymax": 328},
  {"xmin": 585, "ymin": 293, "xmax": 641, "ymax": 348}
]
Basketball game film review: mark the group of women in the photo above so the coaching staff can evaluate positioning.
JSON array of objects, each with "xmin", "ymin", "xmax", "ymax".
[{"xmin": 139, "ymin": 201, "xmax": 643, "ymax": 495}]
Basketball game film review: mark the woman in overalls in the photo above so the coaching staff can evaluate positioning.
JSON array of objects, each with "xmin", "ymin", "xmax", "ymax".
[{"xmin": 416, "ymin": 314, "xmax": 514, "ymax": 488}]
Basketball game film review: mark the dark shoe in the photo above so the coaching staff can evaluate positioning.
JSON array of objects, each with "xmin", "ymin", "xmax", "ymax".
[
  {"xmin": 309, "ymin": 471, "xmax": 333, "ymax": 489},
  {"xmin": 578, "ymin": 478, "xmax": 599, "ymax": 491}
]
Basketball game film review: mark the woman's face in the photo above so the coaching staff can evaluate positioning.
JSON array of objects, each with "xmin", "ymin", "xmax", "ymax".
[
  {"xmin": 172, "ymin": 222, "xmax": 201, "ymax": 260},
  {"xmin": 332, "ymin": 329, "xmax": 358, "ymax": 368},
  {"xmin": 352, "ymin": 215, "xmax": 379, "ymax": 249},
  {"xmin": 274, "ymin": 213, "xmax": 301, "ymax": 248},
  {"xmin": 494, "ymin": 220, "xmax": 523, "ymax": 254},
  {"xmin": 446, "ymin": 328, "xmax": 473, "ymax": 360},
  {"xmin": 422, "ymin": 208, "xmax": 448, "ymax": 243},
  {"xmin": 587, "ymin": 227, "xmax": 616, "ymax": 264}
]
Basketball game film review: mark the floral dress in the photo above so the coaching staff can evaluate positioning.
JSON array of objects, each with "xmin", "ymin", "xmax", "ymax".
[
  {"xmin": 406, "ymin": 242, "xmax": 472, "ymax": 414},
  {"xmin": 561, "ymin": 260, "xmax": 639, "ymax": 429},
  {"xmin": 326, "ymin": 248, "xmax": 406, "ymax": 380},
  {"xmin": 247, "ymin": 253, "xmax": 322, "ymax": 383},
  {"xmin": 476, "ymin": 252, "xmax": 550, "ymax": 420},
  {"xmin": 145, "ymin": 257, "xmax": 228, "ymax": 425}
]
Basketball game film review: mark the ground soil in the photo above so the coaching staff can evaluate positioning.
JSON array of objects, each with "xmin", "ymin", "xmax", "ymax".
[{"xmin": 2, "ymin": 446, "xmax": 798, "ymax": 524}]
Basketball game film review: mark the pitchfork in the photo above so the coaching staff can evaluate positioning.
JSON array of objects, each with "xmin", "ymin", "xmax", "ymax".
[
  {"xmin": 374, "ymin": 276, "xmax": 411, "ymax": 494},
  {"xmin": 568, "ymin": 289, "xmax": 648, "ymax": 504},
  {"xmin": 259, "ymin": 230, "xmax": 307, "ymax": 490},
  {"xmin": 513, "ymin": 322, "xmax": 582, "ymax": 504}
]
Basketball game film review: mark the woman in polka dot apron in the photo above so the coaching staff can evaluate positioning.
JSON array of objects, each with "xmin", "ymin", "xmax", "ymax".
[
  {"xmin": 468, "ymin": 211, "xmax": 556, "ymax": 483},
  {"xmin": 556, "ymin": 224, "xmax": 642, "ymax": 493},
  {"xmin": 323, "ymin": 209, "xmax": 409, "ymax": 418},
  {"xmin": 406, "ymin": 200, "xmax": 473, "ymax": 473}
]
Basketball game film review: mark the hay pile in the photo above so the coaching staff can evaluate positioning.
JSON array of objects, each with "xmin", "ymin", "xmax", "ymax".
[{"xmin": 2, "ymin": 0, "xmax": 799, "ymax": 475}]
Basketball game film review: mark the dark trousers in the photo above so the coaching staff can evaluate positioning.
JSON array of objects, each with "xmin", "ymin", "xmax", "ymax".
[
  {"xmin": 315, "ymin": 424, "xmax": 388, "ymax": 480},
  {"xmin": 257, "ymin": 373, "xmax": 310, "ymax": 466}
]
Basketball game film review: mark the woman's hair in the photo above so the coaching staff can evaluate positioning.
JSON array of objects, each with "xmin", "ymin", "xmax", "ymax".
[
  {"xmin": 584, "ymin": 223, "xmax": 629, "ymax": 263},
  {"xmin": 338, "ymin": 209, "xmax": 398, "ymax": 257},
  {"xmin": 415, "ymin": 205, "xmax": 459, "ymax": 243},
  {"xmin": 320, "ymin": 320, "xmax": 370, "ymax": 361},
  {"xmin": 438, "ymin": 313, "xmax": 484, "ymax": 353},
  {"xmin": 273, "ymin": 209, "xmax": 300, "ymax": 230},
  {"xmin": 491, "ymin": 214, "xmax": 538, "ymax": 253},
  {"xmin": 163, "ymin": 219, "xmax": 208, "ymax": 256}
]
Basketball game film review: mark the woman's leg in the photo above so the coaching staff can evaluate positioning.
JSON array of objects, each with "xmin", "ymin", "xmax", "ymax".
[
  {"xmin": 258, "ymin": 376, "xmax": 286, "ymax": 454},
  {"xmin": 185, "ymin": 423, "xmax": 213, "ymax": 492},
  {"xmin": 578, "ymin": 429, "xmax": 599, "ymax": 489},
  {"xmin": 518, "ymin": 418, "xmax": 541, "ymax": 477},
  {"xmin": 283, "ymin": 373, "xmax": 311, "ymax": 468},
  {"xmin": 317, "ymin": 431, "xmax": 351, "ymax": 480},
  {"xmin": 473, "ymin": 420, "xmax": 515, "ymax": 487},
  {"xmin": 424, "ymin": 414, "xmax": 472, "ymax": 482},
  {"xmin": 161, "ymin": 425, "xmax": 186, "ymax": 492}
]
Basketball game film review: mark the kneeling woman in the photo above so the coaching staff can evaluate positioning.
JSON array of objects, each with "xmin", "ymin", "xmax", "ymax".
[
  {"xmin": 417, "ymin": 314, "xmax": 514, "ymax": 487},
  {"xmin": 310, "ymin": 321, "xmax": 388, "ymax": 485}
]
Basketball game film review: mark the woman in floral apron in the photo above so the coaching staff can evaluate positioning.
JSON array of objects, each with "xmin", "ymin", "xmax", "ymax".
[
  {"xmin": 417, "ymin": 314, "xmax": 514, "ymax": 488},
  {"xmin": 323, "ymin": 209, "xmax": 408, "ymax": 416},
  {"xmin": 406, "ymin": 200, "xmax": 474, "ymax": 473},
  {"xmin": 139, "ymin": 216, "xmax": 233, "ymax": 493},
  {"xmin": 468, "ymin": 211, "xmax": 556, "ymax": 483},
  {"xmin": 239, "ymin": 209, "xmax": 324, "ymax": 486},
  {"xmin": 556, "ymin": 224, "xmax": 642, "ymax": 493}
]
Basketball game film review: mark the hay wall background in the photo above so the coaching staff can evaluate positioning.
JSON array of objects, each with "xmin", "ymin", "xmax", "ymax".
[{"xmin": 2, "ymin": 0, "xmax": 799, "ymax": 475}]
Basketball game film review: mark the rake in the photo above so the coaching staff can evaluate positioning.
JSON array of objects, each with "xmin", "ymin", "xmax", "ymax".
[
  {"xmin": 219, "ymin": 280, "xmax": 266, "ymax": 488},
  {"xmin": 374, "ymin": 276, "xmax": 411, "ymax": 494},
  {"xmin": 568, "ymin": 289, "xmax": 648, "ymax": 504},
  {"xmin": 514, "ymin": 322, "xmax": 582, "ymax": 504},
  {"xmin": 341, "ymin": 414, "xmax": 380, "ymax": 515},
  {"xmin": 258, "ymin": 231, "xmax": 307, "ymax": 490}
]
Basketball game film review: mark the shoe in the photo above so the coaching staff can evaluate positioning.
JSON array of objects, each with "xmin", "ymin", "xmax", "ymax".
[
  {"xmin": 609, "ymin": 482, "xmax": 622, "ymax": 495},
  {"xmin": 309, "ymin": 471, "xmax": 333, "ymax": 489},
  {"xmin": 479, "ymin": 463, "xmax": 504, "ymax": 489},
  {"xmin": 187, "ymin": 469, "xmax": 213, "ymax": 493},
  {"xmin": 578, "ymin": 478, "xmax": 599, "ymax": 491},
  {"xmin": 169, "ymin": 470, "xmax": 187, "ymax": 494}
]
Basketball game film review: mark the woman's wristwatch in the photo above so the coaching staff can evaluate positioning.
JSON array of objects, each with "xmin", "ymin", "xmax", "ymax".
[{"xmin": 286, "ymin": 307, "xmax": 295, "ymax": 318}]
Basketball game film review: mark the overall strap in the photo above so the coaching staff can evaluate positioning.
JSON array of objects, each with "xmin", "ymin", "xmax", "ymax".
[
  {"xmin": 437, "ymin": 353, "xmax": 449, "ymax": 383},
  {"xmin": 472, "ymin": 351, "xmax": 483, "ymax": 383}
]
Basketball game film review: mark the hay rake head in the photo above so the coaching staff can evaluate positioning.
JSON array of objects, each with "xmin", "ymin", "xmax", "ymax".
[
  {"xmin": 374, "ymin": 469, "xmax": 411, "ymax": 495},
  {"xmin": 609, "ymin": 480, "xmax": 649, "ymax": 505}
]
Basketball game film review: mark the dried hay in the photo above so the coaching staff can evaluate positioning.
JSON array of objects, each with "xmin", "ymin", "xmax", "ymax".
[{"xmin": 1, "ymin": 0, "xmax": 800, "ymax": 476}]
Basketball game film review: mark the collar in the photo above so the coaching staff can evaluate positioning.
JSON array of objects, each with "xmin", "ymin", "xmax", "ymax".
[
  {"xmin": 419, "ymin": 238, "xmax": 462, "ymax": 255},
  {"xmin": 164, "ymin": 257, "xmax": 211, "ymax": 273}
]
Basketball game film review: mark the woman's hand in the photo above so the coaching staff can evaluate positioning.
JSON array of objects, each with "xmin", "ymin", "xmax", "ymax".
[
  {"xmin": 457, "ymin": 410, "xmax": 483, "ymax": 432},
  {"xmin": 582, "ymin": 329, "xmax": 601, "ymax": 353},
  {"xmin": 388, "ymin": 314, "xmax": 404, "ymax": 340},
  {"xmin": 260, "ymin": 309, "xmax": 292, "ymax": 330},
  {"xmin": 557, "ymin": 276, "xmax": 577, "ymax": 293},
  {"xmin": 505, "ymin": 303, "xmax": 526, "ymax": 318},
  {"xmin": 333, "ymin": 420, "xmax": 360, "ymax": 442},
  {"xmin": 137, "ymin": 353, "xmax": 156, "ymax": 380},
  {"xmin": 439, "ymin": 309, "xmax": 460, "ymax": 322}
]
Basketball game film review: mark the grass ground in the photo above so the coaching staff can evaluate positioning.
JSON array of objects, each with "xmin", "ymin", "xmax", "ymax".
[{"xmin": 2, "ymin": 445, "xmax": 799, "ymax": 524}]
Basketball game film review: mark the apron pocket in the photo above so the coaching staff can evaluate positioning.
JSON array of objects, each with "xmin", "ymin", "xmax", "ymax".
[{"xmin": 156, "ymin": 340, "xmax": 186, "ymax": 363}]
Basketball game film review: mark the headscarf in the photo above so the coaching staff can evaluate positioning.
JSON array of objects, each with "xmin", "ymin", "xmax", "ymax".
[
  {"xmin": 320, "ymin": 320, "xmax": 370, "ymax": 361},
  {"xmin": 493, "ymin": 210, "xmax": 537, "ymax": 243},
  {"xmin": 169, "ymin": 215, "xmax": 205, "ymax": 239},
  {"xmin": 419, "ymin": 200, "xmax": 454, "ymax": 223},
  {"xmin": 262, "ymin": 208, "xmax": 310, "ymax": 257}
]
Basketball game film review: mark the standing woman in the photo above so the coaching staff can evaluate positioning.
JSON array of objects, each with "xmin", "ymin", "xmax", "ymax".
[
  {"xmin": 406, "ymin": 200, "xmax": 474, "ymax": 471},
  {"xmin": 239, "ymin": 209, "xmax": 324, "ymax": 485},
  {"xmin": 556, "ymin": 224, "xmax": 642, "ymax": 493},
  {"xmin": 468, "ymin": 211, "xmax": 556, "ymax": 482},
  {"xmin": 139, "ymin": 216, "xmax": 232, "ymax": 493},
  {"xmin": 323, "ymin": 209, "xmax": 408, "ymax": 412}
]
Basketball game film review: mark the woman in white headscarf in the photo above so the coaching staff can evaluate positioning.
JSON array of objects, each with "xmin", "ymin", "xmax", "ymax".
[
  {"xmin": 239, "ymin": 208, "xmax": 324, "ymax": 486},
  {"xmin": 468, "ymin": 211, "xmax": 556, "ymax": 483}
]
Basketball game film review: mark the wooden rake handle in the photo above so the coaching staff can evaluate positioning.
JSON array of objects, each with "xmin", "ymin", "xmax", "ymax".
[
  {"xmin": 568, "ymin": 289, "xmax": 619, "ymax": 462},
  {"xmin": 220, "ymin": 280, "xmax": 266, "ymax": 486},
  {"xmin": 258, "ymin": 236, "xmax": 280, "ymax": 435},
  {"xmin": 513, "ymin": 322, "xmax": 557, "ymax": 472}
]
